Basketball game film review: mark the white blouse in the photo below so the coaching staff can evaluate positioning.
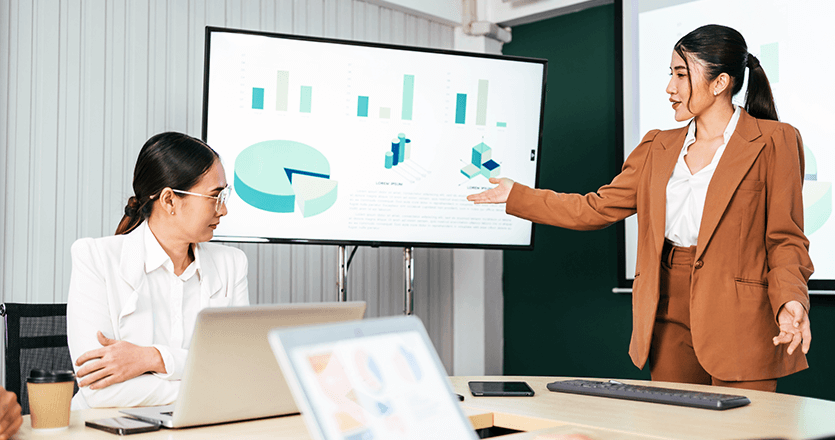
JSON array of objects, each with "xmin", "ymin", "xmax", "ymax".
[
  {"xmin": 665, "ymin": 106, "xmax": 741, "ymax": 247},
  {"xmin": 143, "ymin": 222, "xmax": 203, "ymax": 382}
]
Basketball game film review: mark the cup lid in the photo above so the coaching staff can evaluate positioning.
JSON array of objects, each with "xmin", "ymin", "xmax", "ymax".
[{"xmin": 27, "ymin": 369, "xmax": 75, "ymax": 383}]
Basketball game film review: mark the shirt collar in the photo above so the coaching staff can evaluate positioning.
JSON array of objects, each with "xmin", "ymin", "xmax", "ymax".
[
  {"xmin": 683, "ymin": 105, "xmax": 741, "ymax": 151},
  {"xmin": 143, "ymin": 222, "xmax": 202, "ymax": 280}
]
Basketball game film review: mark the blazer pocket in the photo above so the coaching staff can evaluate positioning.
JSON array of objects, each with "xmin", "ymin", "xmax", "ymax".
[
  {"xmin": 734, "ymin": 278, "xmax": 768, "ymax": 301},
  {"xmin": 737, "ymin": 179, "xmax": 765, "ymax": 191},
  {"xmin": 208, "ymin": 295, "xmax": 232, "ymax": 308}
]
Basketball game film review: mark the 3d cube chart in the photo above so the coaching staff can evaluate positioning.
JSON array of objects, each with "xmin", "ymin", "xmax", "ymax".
[
  {"xmin": 461, "ymin": 141, "xmax": 501, "ymax": 180},
  {"xmin": 481, "ymin": 159, "xmax": 500, "ymax": 178},
  {"xmin": 472, "ymin": 142, "xmax": 491, "ymax": 166},
  {"xmin": 460, "ymin": 164, "xmax": 480, "ymax": 178}
]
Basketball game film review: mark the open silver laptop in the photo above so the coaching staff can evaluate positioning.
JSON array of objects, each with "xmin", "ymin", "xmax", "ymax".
[
  {"xmin": 268, "ymin": 315, "xmax": 478, "ymax": 440},
  {"xmin": 121, "ymin": 301, "xmax": 366, "ymax": 428}
]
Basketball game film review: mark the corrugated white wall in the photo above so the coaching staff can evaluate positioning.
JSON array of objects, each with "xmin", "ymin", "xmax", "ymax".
[{"xmin": 0, "ymin": 0, "xmax": 462, "ymax": 374}]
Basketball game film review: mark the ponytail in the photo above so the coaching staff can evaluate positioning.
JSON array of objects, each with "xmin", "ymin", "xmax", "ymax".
[
  {"xmin": 115, "ymin": 196, "xmax": 149, "ymax": 235},
  {"xmin": 744, "ymin": 53, "xmax": 778, "ymax": 121}
]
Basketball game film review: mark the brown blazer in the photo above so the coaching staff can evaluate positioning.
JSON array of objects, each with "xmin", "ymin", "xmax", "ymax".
[{"xmin": 507, "ymin": 109, "xmax": 813, "ymax": 381}]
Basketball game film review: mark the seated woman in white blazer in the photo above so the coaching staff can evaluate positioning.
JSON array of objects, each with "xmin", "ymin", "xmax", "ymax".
[{"xmin": 67, "ymin": 132, "xmax": 250, "ymax": 409}]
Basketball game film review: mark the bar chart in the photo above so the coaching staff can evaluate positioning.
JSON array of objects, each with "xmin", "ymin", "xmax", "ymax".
[
  {"xmin": 249, "ymin": 69, "xmax": 315, "ymax": 114},
  {"xmin": 454, "ymin": 79, "xmax": 489, "ymax": 126},
  {"xmin": 352, "ymin": 74, "xmax": 415, "ymax": 120}
]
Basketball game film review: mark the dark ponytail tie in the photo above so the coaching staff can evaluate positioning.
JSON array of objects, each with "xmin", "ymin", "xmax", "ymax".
[
  {"xmin": 124, "ymin": 196, "xmax": 141, "ymax": 217},
  {"xmin": 747, "ymin": 53, "xmax": 761, "ymax": 70}
]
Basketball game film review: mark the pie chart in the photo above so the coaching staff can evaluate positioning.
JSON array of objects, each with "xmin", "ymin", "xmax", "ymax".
[{"xmin": 234, "ymin": 140, "xmax": 338, "ymax": 217}]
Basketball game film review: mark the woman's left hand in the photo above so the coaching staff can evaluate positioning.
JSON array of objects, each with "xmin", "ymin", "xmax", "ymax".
[
  {"xmin": 75, "ymin": 331, "xmax": 166, "ymax": 390},
  {"xmin": 773, "ymin": 300, "xmax": 811, "ymax": 355}
]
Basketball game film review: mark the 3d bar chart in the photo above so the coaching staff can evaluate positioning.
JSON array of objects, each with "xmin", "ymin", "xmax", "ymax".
[
  {"xmin": 461, "ymin": 141, "xmax": 501, "ymax": 179},
  {"xmin": 384, "ymin": 133, "xmax": 412, "ymax": 168}
]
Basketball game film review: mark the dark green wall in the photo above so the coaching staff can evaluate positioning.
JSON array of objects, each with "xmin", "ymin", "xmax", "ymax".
[{"xmin": 501, "ymin": 3, "xmax": 835, "ymax": 401}]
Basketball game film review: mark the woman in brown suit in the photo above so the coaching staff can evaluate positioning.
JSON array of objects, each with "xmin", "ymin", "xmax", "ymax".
[{"xmin": 468, "ymin": 25, "xmax": 813, "ymax": 392}]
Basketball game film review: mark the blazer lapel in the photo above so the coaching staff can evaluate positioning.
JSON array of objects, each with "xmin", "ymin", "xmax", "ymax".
[
  {"xmin": 695, "ymin": 111, "xmax": 765, "ymax": 260},
  {"xmin": 650, "ymin": 128, "xmax": 687, "ymax": 258},
  {"xmin": 196, "ymin": 243, "xmax": 223, "ymax": 307},
  {"xmin": 117, "ymin": 224, "xmax": 152, "ymax": 342}
]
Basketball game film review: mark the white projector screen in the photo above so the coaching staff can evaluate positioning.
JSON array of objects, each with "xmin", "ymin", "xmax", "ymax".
[
  {"xmin": 621, "ymin": 0, "xmax": 835, "ymax": 291},
  {"xmin": 202, "ymin": 28, "xmax": 546, "ymax": 249}
]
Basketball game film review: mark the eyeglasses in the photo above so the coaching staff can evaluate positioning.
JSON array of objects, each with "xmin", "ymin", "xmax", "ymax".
[{"xmin": 172, "ymin": 185, "xmax": 231, "ymax": 213}]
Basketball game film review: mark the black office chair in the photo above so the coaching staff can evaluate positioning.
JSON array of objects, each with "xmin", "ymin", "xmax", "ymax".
[{"xmin": 0, "ymin": 303, "xmax": 78, "ymax": 415}]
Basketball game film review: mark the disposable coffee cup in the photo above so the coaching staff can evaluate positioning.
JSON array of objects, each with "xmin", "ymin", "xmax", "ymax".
[{"xmin": 27, "ymin": 369, "xmax": 75, "ymax": 431}]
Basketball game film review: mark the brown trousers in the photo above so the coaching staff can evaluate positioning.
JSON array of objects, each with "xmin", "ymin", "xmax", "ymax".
[{"xmin": 649, "ymin": 241, "xmax": 777, "ymax": 393}]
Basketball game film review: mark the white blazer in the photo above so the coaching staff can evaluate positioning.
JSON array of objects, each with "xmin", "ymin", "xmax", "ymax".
[{"xmin": 67, "ymin": 223, "xmax": 250, "ymax": 409}]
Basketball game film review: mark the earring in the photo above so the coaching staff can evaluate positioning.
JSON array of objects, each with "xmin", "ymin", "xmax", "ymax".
[
  {"xmin": 713, "ymin": 90, "xmax": 718, "ymax": 96},
  {"xmin": 170, "ymin": 211, "xmax": 174, "ymax": 215}
]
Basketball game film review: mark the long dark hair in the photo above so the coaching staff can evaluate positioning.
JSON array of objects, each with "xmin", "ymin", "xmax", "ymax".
[
  {"xmin": 674, "ymin": 24, "xmax": 778, "ymax": 121},
  {"xmin": 116, "ymin": 132, "xmax": 220, "ymax": 235}
]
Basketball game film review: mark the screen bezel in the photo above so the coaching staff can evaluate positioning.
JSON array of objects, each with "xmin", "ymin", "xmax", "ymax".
[{"xmin": 201, "ymin": 26, "xmax": 548, "ymax": 250}]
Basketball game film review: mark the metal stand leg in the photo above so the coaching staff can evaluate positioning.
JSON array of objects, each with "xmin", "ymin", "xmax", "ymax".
[
  {"xmin": 337, "ymin": 245, "xmax": 347, "ymax": 302},
  {"xmin": 404, "ymin": 247, "xmax": 414, "ymax": 315}
]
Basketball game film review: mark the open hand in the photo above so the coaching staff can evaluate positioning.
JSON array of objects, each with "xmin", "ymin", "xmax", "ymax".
[
  {"xmin": 773, "ymin": 300, "xmax": 811, "ymax": 355},
  {"xmin": 466, "ymin": 177, "xmax": 515, "ymax": 204},
  {"xmin": 76, "ymin": 331, "xmax": 165, "ymax": 390}
]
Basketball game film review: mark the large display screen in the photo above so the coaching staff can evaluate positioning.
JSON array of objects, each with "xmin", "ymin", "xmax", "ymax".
[
  {"xmin": 621, "ymin": 0, "xmax": 835, "ymax": 291},
  {"xmin": 202, "ymin": 27, "xmax": 546, "ymax": 249}
]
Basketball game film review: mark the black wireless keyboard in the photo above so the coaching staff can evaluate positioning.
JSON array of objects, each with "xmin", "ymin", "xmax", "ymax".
[{"xmin": 546, "ymin": 379, "xmax": 751, "ymax": 410}]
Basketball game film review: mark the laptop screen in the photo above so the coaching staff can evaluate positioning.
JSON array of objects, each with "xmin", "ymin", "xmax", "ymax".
[{"xmin": 271, "ymin": 317, "xmax": 477, "ymax": 440}]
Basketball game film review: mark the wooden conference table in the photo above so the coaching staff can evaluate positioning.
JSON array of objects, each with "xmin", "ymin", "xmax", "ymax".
[{"xmin": 15, "ymin": 376, "xmax": 835, "ymax": 439}]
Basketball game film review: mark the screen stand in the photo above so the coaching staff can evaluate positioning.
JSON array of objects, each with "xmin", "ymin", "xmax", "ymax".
[
  {"xmin": 337, "ymin": 245, "xmax": 347, "ymax": 302},
  {"xmin": 404, "ymin": 247, "xmax": 415, "ymax": 315}
]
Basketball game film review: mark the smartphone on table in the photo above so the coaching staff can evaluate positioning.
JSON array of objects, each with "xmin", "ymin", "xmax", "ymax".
[
  {"xmin": 85, "ymin": 417, "xmax": 161, "ymax": 435},
  {"xmin": 468, "ymin": 381, "xmax": 535, "ymax": 397}
]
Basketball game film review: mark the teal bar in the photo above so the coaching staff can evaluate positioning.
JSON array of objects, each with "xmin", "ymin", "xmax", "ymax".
[
  {"xmin": 300, "ymin": 86, "xmax": 312, "ymax": 113},
  {"xmin": 252, "ymin": 88, "xmax": 264, "ymax": 109},
  {"xmin": 357, "ymin": 96, "xmax": 369, "ymax": 117},
  {"xmin": 497, "ymin": 122, "xmax": 507, "ymax": 127},
  {"xmin": 455, "ymin": 94, "xmax": 467, "ymax": 124},
  {"xmin": 476, "ymin": 79, "xmax": 488, "ymax": 126},
  {"xmin": 402, "ymin": 74, "xmax": 415, "ymax": 120}
]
